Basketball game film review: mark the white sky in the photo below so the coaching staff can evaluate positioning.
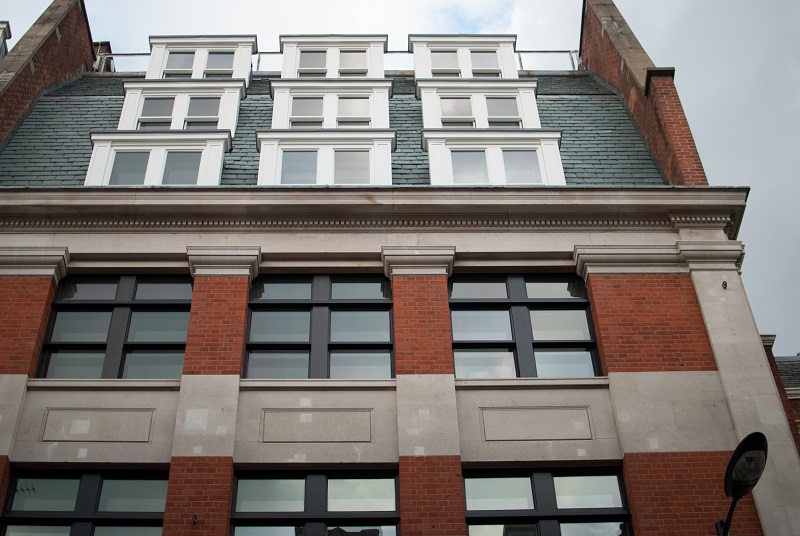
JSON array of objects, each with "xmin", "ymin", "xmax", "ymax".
[{"xmin": 3, "ymin": 0, "xmax": 798, "ymax": 355}]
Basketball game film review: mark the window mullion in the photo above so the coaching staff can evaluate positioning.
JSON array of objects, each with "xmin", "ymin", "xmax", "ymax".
[
  {"xmin": 532, "ymin": 473, "xmax": 557, "ymax": 515},
  {"xmin": 101, "ymin": 306, "xmax": 129, "ymax": 378},
  {"xmin": 74, "ymin": 474, "xmax": 102, "ymax": 516},
  {"xmin": 70, "ymin": 522, "xmax": 93, "ymax": 536},
  {"xmin": 511, "ymin": 304, "xmax": 536, "ymax": 377},
  {"xmin": 306, "ymin": 474, "xmax": 327, "ymax": 517},
  {"xmin": 309, "ymin": 305, "xmax": 330, "ymax": 378}
]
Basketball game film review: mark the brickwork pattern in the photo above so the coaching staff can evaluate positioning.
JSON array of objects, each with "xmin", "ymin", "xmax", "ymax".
[
  {"xmin": 399, "ymin": 455, "xmax": 466, "ymax": 536},
  {"xmin": 392, "ymin": 275, "xmax": 454, "ymax": 374},
  {"xmin": 765, "ymin": 347, "xmax": 800, "ymax": 457},
  {"xmin": 0, "ymin": 277, "xmax": 55, "ymax": 376},
  {"xmin": 183, "ymin": 276, "xmax": 249, "ymax": 376},
  {"xmin": 163, "ymin": 456, "xmax": 234, "ymax": 536},
  {"xmin": 587, "ymin": 274, "xmax": 716, "ymax": 373},
  {"xmin": 624, "ymin": 451, "xmax": 763, "ymax": 535}
]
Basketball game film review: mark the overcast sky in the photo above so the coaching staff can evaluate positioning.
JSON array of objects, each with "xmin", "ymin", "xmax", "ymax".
[{"xmin": 4, "ymin": 0, "xmax": 798, "ymax": 355}]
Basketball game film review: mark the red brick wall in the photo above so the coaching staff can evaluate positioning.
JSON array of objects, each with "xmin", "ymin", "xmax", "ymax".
[
  {"xmin": 580, "ymin": 1, "xmax": 707, "ymax": 186},
  {"xmin": 0, "ymin": 455, "xmax": 10, "ymax": 510},
  {"xmin": 163, "ymin": 456, "xmax": 233, "ymax": 536},
  {"xmin": 0, "ymin": 0, "xmax": 95, "ymax": 147},
  {"xmin": 392, "ymin": 275, "xmax": 454, "ymax": 374},
  {"xmin": 586, "ymin": 274, "xmax": 716, "ymax": 373},
  {"xmin": 183, "ymin": 276, "xmax": 249, "ymax": 376},
  {"xmin": 764, "ymin": 347, "xmax": 800, "ymax": 457},
  {"xmin": 624, "ymin": 451, "xmax": 763, "ymax": 535},
  {"xmin": 0, "ymin": 276, "xmax": 56, "ymax": 376},
  {"xmin": 399, "ymin": 455, "xmax": 466, "ymax": 536}
]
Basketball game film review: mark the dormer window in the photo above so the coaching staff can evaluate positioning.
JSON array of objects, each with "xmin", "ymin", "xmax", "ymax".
[
  {"xmin": 280, "ymin": 35, "xmax": 387, "ymax": 79},
  {"xmin": 470, "ymin": 50, "xmax": 501, "ymax": 77},
  {"xmin": 337, "ymin": 97, "xmax": 371, "ymax": 127},
  {"xmin": 418, "ymin": 81, "xmax": 539, "ymax": 129},
  {"xmin": 339, "ymin": 50, "xmax": 368, "ymax": 77},
  {"xmin": 431, "ymin": 51, "xmax": 460, "ymax": 77},
  {"xmin": 487, "ymin": 97, "xmax": 521, "ymax": 128},
  {"xmin": 410, "ymin": 35, "xmax": 518, "ymax": 79},
  {"xmin": 440, "ymin": 97, "xmax": 474, "ymax": 127},
  {"xmin": 147, "ymin": 36, "xmax": 257, "ymax": 85},
  {"xmin": 204, "ymin": 52, "xmax": 235, "ymax": 78},
  {"xmin": 138, "ymin": 98, "xmax": 174, "ymax": 130},
  {"xmin": 185, "ymin": 97, "xmax": 221, "ymax": 129},
  {"xmin": 290, "ymin": 97, "xmax": 324, "ymax": 128},
  {"xmin": 163, "ymin": 52, "xmax": 194, "ymax": 79},
  {"xmin": 298, "ymin": 51, "xmax": 327, "ymax": 77}
]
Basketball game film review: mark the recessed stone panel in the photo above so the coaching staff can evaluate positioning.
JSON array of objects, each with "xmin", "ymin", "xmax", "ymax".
[
  {"xmin": 42, "ymin": 409, "xmax": 154, "ymax": 443},
  {"xmin": 481, "ymin": 407, "xmax": 592, "ymax": 441},
  {"xmin": 262, "ymin": 409, "xmax": 372, "ymax": 443}
]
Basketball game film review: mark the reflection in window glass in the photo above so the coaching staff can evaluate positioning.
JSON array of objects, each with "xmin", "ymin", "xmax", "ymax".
[
  {"xmin": 330, "ymin": 351, "xmax": 392, "ymax": 379},
  {"xmin": 465, "ymin": 477, "xmax": 534, "ymax": 510},
  {"xmin": 235, "ymin": 529, "xmax": 301, "ymax": 536},
  {"xmin": 254, "ymin": 281, "xmax": 313, "ymax": 300},
  {"xmin": 123, "ymin": 351, "xmax": 184, "ymax": 379},
  {"xmin": 334, "ymin": 151, "xmax": 370, "ymax": 184},
  {"xmin": 554, "ymin": 476, "xmax": 622, "ymax": 509},
  {"xmin": 471, "ymin": 51, "xmax": 499, "ymax": 69},
  {"xmin": 534, "ymin": 350, "xmax": 594, "ymax": 378},
  {"xmin": 281, "ymin": 151, "xmax": 317, "ymax": 184},
  {"xmin": 11, "ymin": 479, "xmax": 80, "ymax": 511},
  {"xmin": 166, "ymin": 52, "xmax": 194, "ymax": 70},
  {"xmin": 340, "ymin": 51, "xmax": 367, "ymax": 69},
  {"xmin": 331, "ymin": 281, "xmax": 389, "ymax": 300},
  {"xmin": 250, "ymin": 311, "xmax": 311, "ymax": 343},
  {"xmin": 526, "ymin": 281, "xmax": 585, "ymax": 299},
  {"xmin": 162, "ymin": 152, "xmax": 201, "ymax": 185},
  {"xmin": 330, "ymin": 527, "xmax": 396, "ymax": 536},
  {"xmin": 207, "ymin": 52, "xmax": 234, "ymax": 70},
  {"xmin": 98, "ymin": 479, "xmax": 168, "ymax": 512},
  {"xmin": 292, "ymin": 97, "xmax": 324, "ymax": 117},
  {"xmin": 452, "ymin": 151, "xmax": 488, "ymax": 184},
  {"xmin": 338, "ymin": 97, "xmax": 370, "ymax": 117},
  {"xmin": 4, "ymin": 527, "xmax": 71, "ymax": 536},
  {"xmin": 451, "ymin": 310, "xmax": 512, "ymax": 341},
  {"xmin": 127, "ymin": 311, "xmax": 190, "ymax": 342},
  {"xmin": 236, "ymin": 479, "xmax": 306, "ymax": 512},
  {"xmin": 58, "ymin": 279, "xmax": 118, "ymax": 300},
  {"xmin": 299, "ymin": 51, "xmax": 326, "ymax": 69},
  {"xmin": 504, "ymin": 151, "xmax": 542, "ymax": 184},
  {"xmin": 141, "ymin": 98, "xmax": 174, "ymax": 118},
  {"xmin": 530, "ymin": 310, "xmax": 590, "ymax": 341},
  {"xmin": 440, "ymin": 97, "xmax": 472, "ymax": 117},
  {"xmin": 135, "ymin": 280, "xmax": 193, "ymax": 300},
  {"xmin": 45, "ymin": 350, "xmax": 105, "ymax": 379},
  {"xmin": 187, "ymin": 97, "xmax": 221, "ymax": 117},
  {"xmin": 450, "ymin": 281, "xmax": 507, "ymax": 299},
  {"xmin": 51, "ymin": 311, "xmax": 111, "ymax": 342},
  {"xmin": 486, "ymin": 98, "xmax": 518, "ymax": 117},
  {"xmin": 327, "ymin": 479, "xmax": 396, "ymax": 511},
  {"xmin": 330, "ymin": 310, "xmax": 390, "ymax": 342},
  {"xmin": 248, "ymin": 351, "xmax": 309, "ymax": 379},
  {"xmin": 469, "ymin": 526, "xmax": 537, "ymax": 536},
  {"xmin": 431, "ymin": 51, "xmax": 459, "ymax": 70},
  {"xmin": 454, "ymin": 350, "xmax": 516, "ymax": 379},
  {"xmin": 109, "ymin": 152, "xmax": 149, "ymax": 186},
  {"xmin": 560, "ymin": 523, "xmax": 625, "ymax": 536}
]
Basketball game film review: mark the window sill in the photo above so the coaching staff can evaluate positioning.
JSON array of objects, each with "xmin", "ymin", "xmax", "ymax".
[
  {"xmin": 26, "ymin": 379, "xmax": 182, "ymax": 391},
  {"xmin": 240, "ymin": 379, "xmax": 397, "ymax": 390},
  {"xmin": 455, "ymin": 377, "xmax": 609, "ymax": 390}
]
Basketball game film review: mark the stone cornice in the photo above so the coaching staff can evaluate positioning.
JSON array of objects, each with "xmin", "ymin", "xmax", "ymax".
[
  {"xmin": 187, "ymin": 246, "xmax": 261, "ymax": 280},
  {"xmin": 382, "ymin": 246, "xmax": 455, "ymax": 277},
  {"xmin": 0, "ymin": 247, "xmax": 70, "ymax": 282}
]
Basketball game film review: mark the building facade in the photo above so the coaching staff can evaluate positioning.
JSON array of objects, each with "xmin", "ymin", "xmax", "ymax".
[{"xmin": 0, "ymin": 1, "xmax": 799, "ymax": 535}]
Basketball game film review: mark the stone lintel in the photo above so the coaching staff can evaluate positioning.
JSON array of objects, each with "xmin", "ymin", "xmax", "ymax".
[
  {"xmin": 0, "ymin": 247, "xmax": 69, "ymax": 283},
  {"xmin": 187, "ymin": 246, "xmax": 261, "ymax": 280},
  {"xmin": 382, "ymin": 246, "xmax": 455, "ymax": 277},
  {"xmin": 677, "ymin": 240, "xmax": 743, "ymax": 271}
]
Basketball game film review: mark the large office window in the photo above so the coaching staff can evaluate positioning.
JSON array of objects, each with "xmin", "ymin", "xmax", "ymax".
[
  {"xmin": 464, "ymin": 470, "xmax": 629, "ymax": 536},
  {"xmin": 233, "ymin": 473, "xmax": 398, "ymax": 536},
  {"xmin": 247, "ymin": 276, "xmax": 393, "ymax": 379},
  {"xmin": 450, "ymin": 275, "xmax": 598, "ymax": 379},
  {"xmin": 2, "ymin": 472, "xmax": 167, "ymax": 535},
  {"xmin": 39, "ymin": 276, "xmax": 192, "ymax": 379}
]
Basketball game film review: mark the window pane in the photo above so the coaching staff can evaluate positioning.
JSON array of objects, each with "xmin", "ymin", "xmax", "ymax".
[
  {"xmin": 330, "ymin": 351, "xmax": 392, "ymax": 379},
  {"xmin": 51, "ymin": 311, "xmax": 111, "ymax": 342},
  {"xmin": 329, "ymin": 527, "xmax": 396, "ymax": 536},
  {"xmin": 451, "ymin": 310, "xmax": 511, "ymax": 341},
  {"xmin": 123, "ymin": 351, "xmax": 184, "ymax": 379},
  {"xmin": 330, "ymin": 310, "xmax": 390, "ymax": 342},
  {"xmin": 471, "ymin": 51, "xmax": 499, "ymax": 69},
  {"xmin": 331, "ymin": 280, "xmax": 389, "ymax": 300},
  {"xmin": 207, "ymin": 52, "xmax": 234, "ymax": 69},
  {"xmin": 5, "ymin": 528, "xmax": 71, "ymax": 536},
  {"xmin": 560, "ymin": 523, "xmax": 626, "ymax": 536},
  {"xmin": 166, "ymin": 52, "xmax": 194, "ymax": 70},
  {"xmin": 526, "ymin": 281, "xmax": 585, "ymax": 299},
  {"xmin": 328, "ymin": 478, "xmax": 395, "ymax": 511},
  {"xmin": 338, "ymin": 97, "xmax": 370, "ymax": 117},
  {"xmin": 431, "ymin": 51, "xmax": 458, "ymax": 69},
  {"xmin": 299, "ymin": 51, "xmax": 326, "ymax": 69},
  {"xmin": 250, "ymin": 311, "xmax": 311, "ymax": 342},
  {"xmin": 11, "ymin": 478, "xmax": 79, "ymax": 511},
  {"xmin": 59, "ymin": 279, "xmax": 118, "ymax": 300},
  {"xmin": 530, "ymin": 310, "xmax": 590, "ymax": 340},
  {"xmin": 452, "ymin": 151, "xmax": 488, "ymax": 184},
  {"xmin": 486, "ymin": 97, "xmax": 518, "ymax": 117},
  {"xmin": 109, "ymin": 152, "xmax": 148, "ymax": 186},
  {"xmin": 98, "ymin": 479, "xmax": 168, "ymax": 512},
  {"xmin": 281, "ymin": 151, "xmax": 317, "ymax": 184},
  {"xmin": 254, "ymin": 281, "xmax": 313, "ymax": 300},
  {"xmin": 465, "ymin": 477, "xmax": 533, "ymax": 511},
  {"xmin": 441, "ymin": 98, "xmax": 472, "ymax": 117},
  {"xmin": 235, "ymin": 529, "xmax": 301, "ymax": 536},
  {"xmin": 292, "ymin": 97, "xmax": 323, "ymax": 116},
  {"xmin": 504, "ymin": 151, "xmax": 542, "ymax": 184},
  {"xmin": 469, "ymin": 526, "xmax": 537, "ymax": 536},
  {"xmin": 162, "ymin": 152, "xmax": 201, "ymax": 185},
  {"xmin": 127, "ymin": 311, "xmax": 190, "ymax": 342},
  {"xmin": 141, "ymin": 98, "xmax": 174, "ymax": 117},
  {"xmin": 187, "ymin": 97, "xmax": 220, "ymax": 117},
  {"xmin": 534, "ymin": 349, "xmax": 594, "ymax": 378},
  {"xmin": 340, "ymin": 50, "xmax": 367, "ymax": 69},
  {"xmin": 135, "ymin": 280, "xmax": 193, "ymax": 300},
  {"xmin": 334, "ymin": 151, "xmax": 370, "ymax": 184},
  {"xmin": 94, "ymin": 529, "xmax": 162, "ymax": 536},
  {"xmin": 45, "ymin": 350, "xmax": 105, "ymax": 379},
  {"xmin": 454, "ymin": 350, "xmax": 516, "ymax": 379},
  {"xmin": 451, "ymin": 281, "xmax": 507, "ymax": 299},
  {"xmin": 236, "ymin": 479, "xmax": 305, "ymax": 512},
  {"xmin": 554, "ymin": 475, "xmax": 622, "ymax": 509},
  {"xmin": 185, "ymin": 121, "xmax": 219, "ymax": 130},
  {"xmin": 248, "ymin": 351, "xmax": 309, "ymax": 379}
]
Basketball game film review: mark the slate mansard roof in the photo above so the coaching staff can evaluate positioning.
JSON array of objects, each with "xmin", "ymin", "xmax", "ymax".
[{"xmin": 0, "ymin": 72, "xmax": 665, "ymax": 187}]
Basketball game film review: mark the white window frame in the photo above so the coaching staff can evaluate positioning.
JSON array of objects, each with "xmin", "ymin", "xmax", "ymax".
[
  {"xmin": 147, "ymin": 35, "xmax": 257, "ymax": 85},
  {"xmin": 417, "ymin": 80, "xmax": 540, "ymax": 129},
  {"xmin": 256, "ymin": 130, "xmax": 395, "ymax": 186},
  {"xmin": 409, "ymin": 35, "xmax": 518, "ymax": 79},
  {"xmin": 280, "ymin": 35, "xmax": 387, "ymax": 79},
  {"xmin": 85, "ymin": 131, "xmax": 231, "ymax": 187},
  {"xmin": 423, "ymin": 130, "xmax": 565, "ymax": 186},
  {"xmin": 271, "ymin": 80, "xmax": 392, "ymax": 130}
]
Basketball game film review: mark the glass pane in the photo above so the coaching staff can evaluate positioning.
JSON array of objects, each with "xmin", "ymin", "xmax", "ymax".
[
  {"xmin": 450, "ymin": 281, "xmax": 507, "ymax": 299},
  {"xmin": 331, "ymin": 280, "xmax": 389, "ymax": 300},
  {"xmin": 526, "ymin": 281, "xmax": 585, "ymax": 299},
  {"xmin": 99, "ymin": 479, "xmax": 168, "ymax": 512},
  {"xmin": 236, "ymin": 479, "xmax": 305, "ymax": 512},
  {"xmin": 185, "ymin": 121, "xmax": 219, "ymax": 130},
  {"xmin": 504, "ymin": 151, "xmax": 542, "ymax": 184},
  {"xmin": 250, "ymin": 311, "xmax": 311, "ymax": 342},
  {"xmin": 123, "ymin": 351, "xmax": 184, "ymax": 379},
  {"xmin": 11, "ymin": 478, "xmax": 79, "ymax": 511},
  {"xmin": 330, "ymin": 310, "xmax": 390, "ymax": 342},
  {"xmin": 451, "ymin": 310, "xmax": 511, "ymax": 341},
  {"xmin": 94, "ymin": 529, "xmax": 162, "ymax": 536},
  {"xmin": 334, "ymin": 151, "xmax": 370, "ymax": 184},
  {"xmin": 248, "ymin": 351, "xmax": 309, "ymax": 379},
  {"xmin": 530, "ymin": 310, "xmax": 590, "ymax": 341},
  {"xmin": 471, "ymin": 51, "xmax": 499, "ymax": 69},
  {"xmin": 534, "ymin": 350, "xmax": 594, "ymax": 378},
  {"xmin": 292, "ymin": 97, "xmax": 323, "ymax": 117},
  {"xmin": 454, "ymin": 350, "xmax": 516, "ymax": 379},
  {"xmin": 328, "ymin": 478, "xmax": 395, "ymax": 511},
  {"xmin": 51, "ymin": 311, "xmax": 111, "ymax": 342},
  {"xmin": 299, "ymin": 51, "xmax": 326, "ymax": 69},
  {"xmin": 452, "ymin": 151, "xmax": 488, "ymax": 184},
  {"xmin": 469, "ymin": 526, "xmax": 537, "ymax": 536},
  {"xmin": 138, "ymin": 121, "xmax": 171, "ymax": 130},
  {"xmin": 329, "ymin": 527, "xmax": 396, "ymax": 536},
  {"xmin": 465, "ymin": 477, "xmax": 533, "ymax": 510},
  {"xmin": 254, "ymin": 281, "xmax": 313, "ymax": 300},
  {"xmin": 4, "ymin": 528, "xmax": 71, "ymax": 536},
  {"xmin": 235, "ymin": 529, "xmax": 302, "ymax": 536},
  {"xmin": 340, "ymin": 50, "xmax": 367, "ymax": 69},
  {"xmin": 166, "ymin": 51, "xmax": 194, "ymax": 70},
  {"xmin": 330, "ymin": 351, "xmax": 392, "ymax": 379},
  {"xmin": 162, "ymin": 152, "xmax": 201, "ymax": 185},
  {"xmin": 440, "ymin": 98, "xmax": 471, "ymax": 117},
  {"xmin": 281, "ymin": 151, "xmax": 317, "ymax": 185},
  {"xmin": 338, "ymin": 97, "xmax": 370, "ymax": 117},
  {"xmin": 554, "ymin": 475, "xmax": 622, "ymax": 509},
  {"xmin": 59, "ymin": 278, "xmax": 118, "ymax": 300},
  {"xmin": 110, "ymin": 152, "xmax": 148, "ymax": 186},
  {"xmin": 127, "ymin": 311, "xmax": 189, "ymax": 342},
  {"xmin": 135, "ymin": 280, "xmax": 193, "ymax": 300},
  {"xmin": 560, "ymin": 523, "xmax": 626, "ymax": 536},
  {"xmin": 486, "ymin": 97, "xmax": 518, "ymax": 117},
  {"xmin": 187, "ymin": 97, "xmax": 220, "ymax": 117},
  {"xmin": 431, "ymin": 51, "xmax": 458, "ymax": 69},
  {"xmin": 46, "ymin": 350, "xmax": 105, "ymax": 379},
  {"xmin": 207, "ymin": 52, "xmax": 234, "ymax": 69},
  {"xmin": 141, "ymin": 98, "xmax": 174, "ymax": 117}
]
